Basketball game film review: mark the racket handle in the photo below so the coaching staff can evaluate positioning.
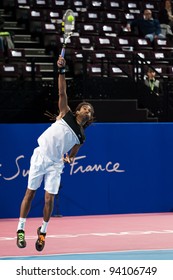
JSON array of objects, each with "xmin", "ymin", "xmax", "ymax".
[{"xmin": 61, "ymin": 47, "xmax": 65, "ymax": 58}]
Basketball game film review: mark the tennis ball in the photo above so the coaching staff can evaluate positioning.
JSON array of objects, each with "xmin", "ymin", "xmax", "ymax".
[{"xmin": 67, "ymin": 15, "xmax": 74, "ymax": 22}]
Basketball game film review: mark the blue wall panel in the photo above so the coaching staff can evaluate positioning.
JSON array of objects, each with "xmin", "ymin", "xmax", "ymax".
[{"xmin": 0, "ymin": 123, "xmax": 173, "ymax": 218}]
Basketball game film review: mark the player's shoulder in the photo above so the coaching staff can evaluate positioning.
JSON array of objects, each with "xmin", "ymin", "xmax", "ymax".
[{"xmin": 57, "ymin": 109, "xmax": 72, "ymax": 119}]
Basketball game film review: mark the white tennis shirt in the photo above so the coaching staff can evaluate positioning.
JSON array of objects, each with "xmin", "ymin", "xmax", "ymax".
[{"xmin": 38, "ymin": 118, "xmax": 80, "ymax": 162}]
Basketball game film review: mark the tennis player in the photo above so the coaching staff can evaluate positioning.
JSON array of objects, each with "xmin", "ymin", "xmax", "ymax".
[{"xmin": 16, "ymin": 55, "xmax": 94, "ymax": 251}]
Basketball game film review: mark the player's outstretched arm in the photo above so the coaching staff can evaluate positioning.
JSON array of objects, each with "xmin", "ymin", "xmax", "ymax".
[{"xmin": 57, "ymin": 55, "xmax": 70, "ymax": 116}]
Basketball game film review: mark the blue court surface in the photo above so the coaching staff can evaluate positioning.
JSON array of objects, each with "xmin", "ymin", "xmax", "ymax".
[{"xmin": 1, "ymin": 249, "xmax": 173, "ymax": 260}]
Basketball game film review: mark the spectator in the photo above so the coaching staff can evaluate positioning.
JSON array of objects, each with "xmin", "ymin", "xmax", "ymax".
[
  {"xmin": 0, "ymin": 14, "xmax": 14, "ymax": 54},
  {"xmin": 143, "ymin": 67, "xmax": 163, "ymax": 117},
  {"xmin": 127, "ymin": 9, "xmax": 165, "ymax": 42},
  {"xmin": 158, "ymin": 0, "xmax": 173, "ymax": 37}
]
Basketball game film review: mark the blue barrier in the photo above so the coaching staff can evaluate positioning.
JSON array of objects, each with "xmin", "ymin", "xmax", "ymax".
[{"xmin": 0, "ymin": 123, "xmax": 173, "ymax": 218}]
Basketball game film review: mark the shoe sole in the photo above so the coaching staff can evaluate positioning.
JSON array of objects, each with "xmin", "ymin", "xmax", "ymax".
[{"xmin": 17, "ymin": 241, "xmax": 26, "ymax": 249}]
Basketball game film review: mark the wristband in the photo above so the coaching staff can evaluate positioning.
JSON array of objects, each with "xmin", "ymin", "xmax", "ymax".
[{"xmin": 58, "ymin": 67, "xmax": 66, "ymax": 75}]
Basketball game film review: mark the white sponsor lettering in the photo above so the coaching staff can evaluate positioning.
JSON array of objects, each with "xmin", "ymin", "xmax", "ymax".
[{"xmin": 0, "ymin": 154, "xmax": 125, "ymax": 181}]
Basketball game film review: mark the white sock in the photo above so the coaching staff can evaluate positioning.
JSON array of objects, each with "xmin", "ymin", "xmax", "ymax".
[
  {"xmin": 41, "ymin": 221, "xmax": 48, "ymax": 233},
  {"xmin": 17, "ymin": 217, "xmax": 26, "ymax": 231}
]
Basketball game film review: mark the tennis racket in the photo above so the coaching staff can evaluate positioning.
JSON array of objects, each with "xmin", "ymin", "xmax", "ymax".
[{"xmin": 61, "ymin": 9, "xmax": 75, "ymax": 57}]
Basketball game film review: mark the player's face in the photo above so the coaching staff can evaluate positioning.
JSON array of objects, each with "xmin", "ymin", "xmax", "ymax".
[{"xmin": 78, "ymin": 105, "xmax": 92, "ymax": 121}]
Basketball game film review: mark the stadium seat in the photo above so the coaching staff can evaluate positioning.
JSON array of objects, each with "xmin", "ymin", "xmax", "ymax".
[
  {"xmin": 135, "ymin": 50, "xmax": 152, "ymax": 60},
  {"xmin": 69, "ymin": 0, "xmax": 87, "ymax": 12},
  {"xmin": 150, "ymin": 50, "xmax": 172, "ymax": 64},
  {"xmin": 15, "ymin": 0, "xmax": 30, "ymax": 7},
  {"xmin": 108, "ymin": 50, "xmax": 133, "ymax": 64},
  {"xmin": 83, "ymin": 11, "xmax": 102, "ymax": 22},
  {"xmin": 87, "ymin": 63, "xmax": 107, "ymax": 77},
  {"xmin": 153, "ymin": 38, "xmax": 173, "ymax": 51},
  {"xmin": 134, "ymin": 37, "xmax": 153, "ymax": 51},
  {"xmin": 21, "ymin": 64, "xmax": 42, "ymax": 81},
  {"xmin": 45, "ymin": 10, "xmax": 62, "ymax": 23},
  {"xmin": 70, "ymin": 35, "xmax": 94, "ymax": 51},
  {"xmin": 76, "ymin": 22, "xmax": 98, "ymax": 36},
  {"xmin": 32, "ymin": 0, "xmax": 50, "ymax": 9},
  {"xmin": 89, "ymin": 50, "xmax": 108, "ymax": 64},
  {"xmin": 109, "ymin": 64, "xmax": 132, "ymax": 78},
  {"xmin": 29, "ymin": 10, "xmax": 44, "ymax": 34},
  {"xmin": 0, "ymin": 63, "xmax": 20, "ymax": 81},
  {"xmin": 87, "ymin": 0, "xmax": 104, "ymax": 11},
  {"xmin": 104, "ymin": 0, "xmax": 123, "ymax": 11},
  {"xmin": 114, "ymin": 36, "xmax": 135, "ymax": 51},
  {"xmin": 103, "ymin": 10, "xmax": 122, "ymax": 23},
  {"xmin": 7, "ymin": 48, "xmax": 26, "ymax": 62},
  {"xmin": 98, "ymin": 22, "xmax": 122, "ymax": 37},
  {"xmin": 50, "ymin": 0, "xmax": 69, "ymax": 10},
  {"xmin": 141, "ymin": 1, "xmax": 160, "ymax": 13},
  {"xmin": 93, "ymin": 36, "xmax": 116, "ymax": 50},
  {"xmin": 123, "ymin": 0, "xmax": 142, "ymax": 12}
]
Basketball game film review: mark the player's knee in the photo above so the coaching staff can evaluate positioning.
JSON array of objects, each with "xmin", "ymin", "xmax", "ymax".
[{"xmin": 45, "ymin": 191, "xmax": 55, "ymax": 206}]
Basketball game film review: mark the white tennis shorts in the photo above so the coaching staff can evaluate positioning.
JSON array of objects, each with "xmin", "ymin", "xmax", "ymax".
[{"xmin": 27, "ymin": 147, "xmax": 64, "ymax": 194}]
